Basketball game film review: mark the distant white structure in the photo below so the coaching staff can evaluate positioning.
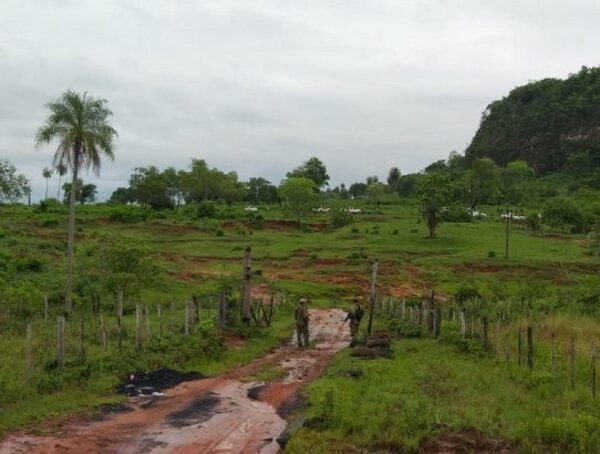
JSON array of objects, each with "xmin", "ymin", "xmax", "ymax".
[
  {"xmin": 345, "ymin": 207, "xmax": 362, "ymax": 214},
  {"xmin": 244, "ymin": 206, "xmax": 258, "ymax": 212},
  {"xmin": 470, "ymin": 210, "xmax": 487, "ymax": 219},
  {"xmin": 312, "ymin": 206, "xmax": 331, "ymax": 213},
  {"xmin": 501, "ymin": 212, "xmax": 526, "ymax": 221}
]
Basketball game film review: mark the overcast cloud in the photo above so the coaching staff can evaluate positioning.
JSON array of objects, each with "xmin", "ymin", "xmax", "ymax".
[{"xmin": 1, "ymin": 0, "xmax": 599, "ymax": 201}]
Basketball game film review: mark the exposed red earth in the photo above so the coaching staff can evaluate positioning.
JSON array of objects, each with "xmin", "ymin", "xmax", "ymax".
[{"xmin": 0, "ymin": 308, "xmax": 349, "ymax": 454}]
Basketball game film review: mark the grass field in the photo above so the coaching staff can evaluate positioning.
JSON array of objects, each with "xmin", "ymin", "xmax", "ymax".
[{"xmin": 1, "ymin": 201, "xmax": 598, "ymax": 450}]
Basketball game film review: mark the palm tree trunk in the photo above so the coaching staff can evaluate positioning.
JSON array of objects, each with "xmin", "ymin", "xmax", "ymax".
[
  {"xmin": 57, "ymin": 175, "xmax": 62, "ymax": 200},
  {"xmin": 65, "ymin": 149, "xmax": 80, "ymax": 315},
  {"xmin": 45, "ymin": 179, "xmax": 49, "ymax": 200}
]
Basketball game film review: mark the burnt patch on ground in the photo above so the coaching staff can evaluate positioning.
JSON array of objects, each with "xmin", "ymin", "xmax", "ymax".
[
  {"xmin": 89, "ymin": 403, "xmax": 134, "ymax": 421},
  {"xmin": 116, "ymin": 367, "xmax": 204, "ymax": 396},
  {"xmin": 165, "ymin": 393, "xmax": 220, "ymax": 428},
  {"xmin": 419, "ymin": 428, "xmax": 514, "ymax": 453},
  {"xmin": 276, "ymin": 391, "xmax": 308, "ymax": 419},
  {"xmin": 247, "ymin": 384, "xmax": 267, "ymax": 400}
]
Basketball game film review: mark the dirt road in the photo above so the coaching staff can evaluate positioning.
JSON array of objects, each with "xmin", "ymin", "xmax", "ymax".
[{"xmin": 0, "ymin": 308, "xmax": 349, "ymax": 454}]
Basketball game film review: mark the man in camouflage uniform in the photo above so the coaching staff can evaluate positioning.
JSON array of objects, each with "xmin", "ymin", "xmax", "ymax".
[
  {"xmin": 345, "ymin": 306, "xmax": 359, "ymax": 338},
  {"xmin": 295, "ymin": 298, "xmax": 310, "ymax": 348}
]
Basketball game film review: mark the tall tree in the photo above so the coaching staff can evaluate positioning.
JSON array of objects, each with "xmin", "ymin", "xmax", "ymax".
[
  {"xmin": 0, "ymin": 160, "xmax": 28, "ymax": 203},
  {"xmin": 36, "ymin": 90, "xmax": 117, "ymax": 315},
  {"xmin": 42, "ymin": 167, "xmax": 53, "ymax": 200},
  {"xmin": 278, "ymin": 177, "xmax": 316, "ymax": 225},
  {"xmin": 469, "ymin": 158, "xmax": 499, "ymax": 210},
  {"xmin": 417, "ymin": 171, "xmax": 454, "ymax": 238},
  {"xmin": 55, "ymin": 161, "xmax": 67, "ymax": 199},
  {"xmin": 287, "ymin": 157, "xmax": 330, "ymax": 191},
  {"xmin": 387, "ymin": 167, "xmax": 401, "ymax": 191}
]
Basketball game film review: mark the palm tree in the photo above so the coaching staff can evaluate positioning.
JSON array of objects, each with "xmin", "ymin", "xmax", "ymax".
[
  {"xmin": 42, "ymin": 167, "xmax": 53, "ymax": 200},
  {"xmin": 56, "ymin": 161, "xmax": 67, "ymax": 200},
  {"xmin": 36, "ymin": 91, "xmax": 118, "ymax": 314}
]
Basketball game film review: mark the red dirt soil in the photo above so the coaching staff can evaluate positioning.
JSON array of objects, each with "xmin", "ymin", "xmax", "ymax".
[{"xmin": 0, "ymin": 309, "xmax": 349, "ymax": 454}]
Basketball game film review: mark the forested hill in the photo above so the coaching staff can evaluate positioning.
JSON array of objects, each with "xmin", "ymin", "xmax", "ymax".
[{"xmin": 465, "ymin": 66, "xmax": 600, "ymax": 174}]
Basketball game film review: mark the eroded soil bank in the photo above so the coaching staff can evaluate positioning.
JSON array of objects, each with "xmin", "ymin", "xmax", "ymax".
[{"xmin": 0, "ymin": 308, "xmax": 349, "ymax": 454}]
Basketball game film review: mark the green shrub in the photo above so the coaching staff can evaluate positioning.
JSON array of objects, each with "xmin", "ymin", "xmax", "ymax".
[
  {"xmin": 36, "ymin": 198, "xmax": 64, "ymax": 213},
  {"xmin": 197, "ymin": 201, "xmax": 217, "ymax": 218},
  {"xmin": 488, "ymin": 250, "xmax": 496, "ymax": 258},
  {"xmin": 215, "ymin": 228, "xmax": 224, "ymax": 237},
  {"xmin": 39, "ymin": 217, "xmax": 60, "ymax": 228},
  {"xmin": 14, "ymin": 257, "xmax": 44, "ymax": 273},
  {"xmin": 108, "ymin": 207, "xmax": 149, "ymax": 223},
  {"xmin": 330, "ymin": 210, "xmax": 353, "ymax": 229}
]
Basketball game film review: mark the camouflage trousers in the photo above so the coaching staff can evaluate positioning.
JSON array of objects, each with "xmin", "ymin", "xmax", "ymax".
[
  {"xmin": 349, "ymin": 320, "xmax": 359, "ymax": 338},
  {"xmin": 296, "ymin": 324, "xmax": 309, "ymax": 347}
]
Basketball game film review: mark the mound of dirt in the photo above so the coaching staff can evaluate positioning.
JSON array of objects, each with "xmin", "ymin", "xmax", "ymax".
[
  {"xmin": 116, "ymin": 367, "xmax": 204, "ymax": 396},
  {"xmin": 419, "ymin": 428, "xmax": 514, "ymax": 453}
]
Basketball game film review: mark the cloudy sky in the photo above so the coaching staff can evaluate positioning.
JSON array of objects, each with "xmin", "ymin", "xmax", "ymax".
[{"xmin": 1, "ymin": 0, "xmax": 599, "ymax": 201}]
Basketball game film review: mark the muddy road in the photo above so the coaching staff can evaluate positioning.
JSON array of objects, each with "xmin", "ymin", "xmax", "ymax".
[{"xmin": 0, "ymin": 308, "xmax": 350, "ymax": 454}]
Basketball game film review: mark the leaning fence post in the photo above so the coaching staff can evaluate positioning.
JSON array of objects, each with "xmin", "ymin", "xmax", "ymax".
[
  {"xmin": 100, "ymin": 314, "xmax": 107, "ymax": 351},
  {"xmin": 592, "ymin": 343, "xmax": 597, "ymax": 399},
  {"xmin": 551, "ymin": 334, "xmax": 556, "ymax": 378},
  {"xmin": 483, "ymin": 318, "xmax": 489, "ymax": 350},
  {"xmin": 570, "ymin": 337, "xmax": 576, "ymax": 389},
  {"xmin": 495, "ymin": 321, "xmax": 500, "ymax": 355},
  {"xmin": 117, "ymin": 290, "xmax": 123, "ymax": 353},
  {"xmin": 459, "ymin": 311, "xmax": 466, "ymax": 338},
  {"xmin": 184, "ymin": 299, "xmax": 190, "ymax": 336},
  {"xmin": 518, "ymin": 328, "xmax": 523, "ymax": 366},
  {"xmin": 44, "ymin": 295, "xmax": 49, "ymax": 324},
  {"xmin": 25, "ymin": 320, "xmax": 33, "ymax": 384},
  {"xmin": 527, "ymin": 326, "xmax": 534, "ymax": 369},
  {"xmin": 157, "ymin": 304, "xmax": 163, "ymax": 337},
  {"xmin": 56, "ymin": 315, "xmax": 65, "ymax": 369},
  {"xmin": 145, "ymin": 304, "xmax": 150, "ymax": 342},
  {"xmin": 135, "ymin": 304, "xmax": 142, "ymax": 350}
]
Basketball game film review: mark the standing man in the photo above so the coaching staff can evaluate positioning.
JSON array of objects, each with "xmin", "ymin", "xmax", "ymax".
[
  {"xmin": 355, "ymin": 299, "xmax": 365, "ymax": 331},
  {"xmin": 295, "ymin": 298, "xmax": 310, "ymax": 348},
  {"xmin": 345, "ymin": 305, "xmax": 359, "ymax": 338}
]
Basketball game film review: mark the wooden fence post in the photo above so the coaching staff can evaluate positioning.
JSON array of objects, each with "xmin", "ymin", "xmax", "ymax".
[
  {"xmin": 56, "ymin": 315, "xmax": 65, "ymax": 369},
  {"xmin": 495, "ymin": 321, "xmax": 500, "ymax": 355},
  {"xmin": 592, "ymin": 343, "xmax": 597, "ymax": 398},
  {"xmin": 184, "ymin": 300, "xmax": 190, "ymax": 336},
  {"xmin": 527, "ymin": 326, "xmax": 534, "ymax": 369},
  {"xmin": 367, "ymin": 260, "xmax": 379, "ymax": 335},
  {"xmin": 25, "ymin": 321, "xmax": 32, "ymax": 384},
  {"xmin": 570, "ymin": 337, "xmax": 576, "ymax": 389},
  {"xmin": 518, "ymin": 328, "xmax": 523, "ymax": 366},
  {"xmin": 118, "ymin": 290, "xmax": 123, "ymax": 353},
  {"xmin": 145, "ymin": 304, "xmax": 150, "ymax": 342},
  {"xmin": 218, "ymin": 292, "xmax": 227, "ymax": 327},
  {"xmin": 135, "ymin": 304, "xmax": 142, "ymax": 350},
  {"xmin": 459, "ymin": 311, "xmax": 466, "ymax": 338},
  {"xmin": 551, "ymin": 334, "xmax": 556, "ymax": 378},
  {"xmin": 80, "ymin": 315, "xmax": 85, "ymax": 355},
  {"xmin": 483, "ymin": 318, "xmax": 489, "ymax": 350},
  {"xmin": 434, "ymin": 306, "xmax": 441, "ymax": 337},
  {"xmin": 100, "ymin": 314, "xmax": 107, "ymax": 351},
  {"xmin": 241, "ymin": 246, "xmax": 252, "ymax": 323},
  {"xmin": 157, "ymin": 304, "xmax": 163, "ymax": 337}
]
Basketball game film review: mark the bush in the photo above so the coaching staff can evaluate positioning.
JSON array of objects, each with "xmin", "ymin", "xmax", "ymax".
[
  {"xmin": 109, "ymin": 207, "xmax": 149, "ymax": 223},
  {"xmin": 351, "ymin": 227, "xmax": 360, "ymax": 234},
  {"xmin": 215, "ymin": 228, "xmax": 224, "ymax": 237},
  {"xmin": 444, "ymin": 203, "xmax": 471, "ymax": 223},
  {"xmin": 39, "ymin": 217, "xmax": 60, "ymax": 228},
  {"xmin": 14, "ymin": 257, "xmax": 44, "ymax": 273},
  {"xmin": 488, "ymin": 250, "xmax": 496, "ymax": 258},
  {"xmin": 330, "ymin": 210, "xmax": 353, "ymax": 229},
  {"xmin": 197, "ymin": 201, "xmax": 217, "ymax": 218},
  {"xmin": 36, "ymin": 198, "xmax": 64, "ymax": 213}
]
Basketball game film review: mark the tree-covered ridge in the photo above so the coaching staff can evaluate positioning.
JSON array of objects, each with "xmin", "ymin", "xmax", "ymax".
[{"xmin": 466, "ymin": 66, "xmax": 600, "ymax": 173}]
